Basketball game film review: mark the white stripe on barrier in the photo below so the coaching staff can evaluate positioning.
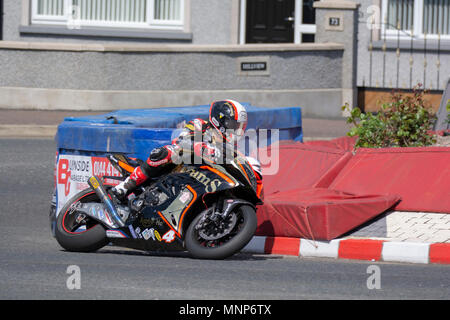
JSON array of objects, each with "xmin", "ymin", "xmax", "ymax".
[
  {"xmin": 299, "ymin": 239, "xmax": 341, "ymax": 258},
  {"xmin": 243, "ymin": 236, "xmax": 450, "ymax": 265},
  {"xmin": 381, "ymin": 242, "xmax": 430, "ymax": 264},
  {"xmin": 242, "ymin": 236, "xmax": 267, "ymax": 254}
]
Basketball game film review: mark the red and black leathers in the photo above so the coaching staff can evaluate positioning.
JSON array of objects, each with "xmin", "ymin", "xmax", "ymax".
[
  {"xmin": 117, "ymin": 116, "xmax": 262, "ymax": 198},
  {"xmin": 123, "ymin": 118, "xmax": 217, "ymax": 190}
]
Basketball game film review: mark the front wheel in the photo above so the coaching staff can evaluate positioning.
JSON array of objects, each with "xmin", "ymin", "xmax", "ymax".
[
  {"xmin": 55, "ymin": 189, "xmax": 108, "ymax": 252},
  {"xmin": 185, "ymin": 204, "xmax": 257, "ymax": 260}
]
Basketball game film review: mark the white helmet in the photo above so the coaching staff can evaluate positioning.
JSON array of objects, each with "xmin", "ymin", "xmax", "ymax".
[{"xmin": 209, "ymin": 99, "xmax": 248, "ymax": 143}]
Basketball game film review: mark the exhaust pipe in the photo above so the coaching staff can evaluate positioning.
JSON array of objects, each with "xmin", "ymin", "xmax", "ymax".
[{"xmin": 87, "ymin": 176, "xmax": 125, "ymax": 228}]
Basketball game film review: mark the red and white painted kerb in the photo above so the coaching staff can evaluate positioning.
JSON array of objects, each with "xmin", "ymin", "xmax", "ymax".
[{"xmin": 242, "ymin": 236, "xmax": 450, "ymax": 265}]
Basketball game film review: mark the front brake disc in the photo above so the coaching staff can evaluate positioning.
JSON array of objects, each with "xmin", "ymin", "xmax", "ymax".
[{"xmin": 198, "ymin": 212, "xmax": 237, "ymax": 241}]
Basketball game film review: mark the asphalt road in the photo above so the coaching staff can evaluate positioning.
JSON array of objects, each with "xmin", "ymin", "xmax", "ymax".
[{"xmin": 0, "ymin": 138, "xmax": 449, "ymax": 301}]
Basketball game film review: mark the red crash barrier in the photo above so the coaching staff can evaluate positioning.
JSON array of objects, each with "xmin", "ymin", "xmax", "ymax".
[
  {"xmin": 303, "ymin": 136, "xmax": 357, "ymax": 151},
  {"xmin": 256, "ymin": 188, "xmax": 400, "ymax": 240},
  {"xmin": 255, "ymin": 141, "xmax": 400, "ymax": 240},
  {"xmin": 255, "ymin": 140, "xmax": 449, "ymax": 240},
  {"xmin": 329, "ymin": 147, "xmax": 450, "ymax": 213},
  {"xmin": 259, "ymin": 143, "xmax": 353, "ymax": 194}
]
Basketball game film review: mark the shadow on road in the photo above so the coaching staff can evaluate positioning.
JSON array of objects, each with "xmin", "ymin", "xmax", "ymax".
[{"xmin": 80, "ymin": 246, "xmax": 284, "ymax": 261}]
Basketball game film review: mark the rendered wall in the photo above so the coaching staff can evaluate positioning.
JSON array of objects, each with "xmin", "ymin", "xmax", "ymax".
[{"xmin": 0, "ymin": 43, "xmax": 344, "ymax": 117}]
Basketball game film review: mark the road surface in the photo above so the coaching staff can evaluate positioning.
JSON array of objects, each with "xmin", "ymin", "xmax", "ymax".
[{"xmin": 0, "ymin": 138, "xmax": 448, "ymax": 300}]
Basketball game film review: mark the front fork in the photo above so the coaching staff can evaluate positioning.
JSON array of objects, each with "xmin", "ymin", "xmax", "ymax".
[{"xmin": 202, "ymin": 198, "xmax": 255, "ymax": 223}]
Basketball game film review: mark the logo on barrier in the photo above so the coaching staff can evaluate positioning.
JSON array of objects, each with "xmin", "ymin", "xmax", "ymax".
[
  {"xmin": 58, "ymin": 158, "xmax": 71, "ymax": 197},
  {"xmin": 56, "ymin": 155, "xmax": 122, "ymax": 216}
]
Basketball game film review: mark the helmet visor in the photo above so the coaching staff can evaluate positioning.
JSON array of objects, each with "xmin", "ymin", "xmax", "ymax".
[{"xmin": 223, "ymin": 118, "xmax": 247, "ymax": 140}]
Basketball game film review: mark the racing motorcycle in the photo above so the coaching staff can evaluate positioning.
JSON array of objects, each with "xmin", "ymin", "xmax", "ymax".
[{"xmin": 52, "ymin": 152, "xmax": 263, "ymax": 260}]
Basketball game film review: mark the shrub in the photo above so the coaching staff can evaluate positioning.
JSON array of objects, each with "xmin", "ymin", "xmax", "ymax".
[
  {"xmin": 447, "ymin": 101, "xmax": 450, "ymax": 124},
  {"xmin": 344, "ymin": 86, "xmax": 437, "ymax": 148}
]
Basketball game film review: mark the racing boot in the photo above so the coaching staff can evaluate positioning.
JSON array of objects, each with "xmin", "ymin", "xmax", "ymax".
[
  {"xmin": 110, "ymin": 177, "xmax": 136, "ymax": 225},
  {"xmin": 111, "ymin": 165, "xmax": 148, "ymax": 199},
  {"xmin": 111, "ymin": 177, "xmax": 133, "ymax": 199}
]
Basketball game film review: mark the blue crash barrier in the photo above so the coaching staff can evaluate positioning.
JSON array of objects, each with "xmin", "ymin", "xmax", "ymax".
[{"xmin": 56, "ymin": 104, "xmax": 302, "ymax": 160}]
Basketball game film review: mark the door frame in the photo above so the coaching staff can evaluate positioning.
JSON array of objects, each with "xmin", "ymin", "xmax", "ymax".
[{"xmin": 239, "ymin": 0, "xmax": 317, "ymax": 44}]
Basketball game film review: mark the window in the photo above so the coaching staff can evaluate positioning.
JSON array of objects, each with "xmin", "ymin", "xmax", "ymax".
[
  {"xmin": 31, "ymin": 0, "xmax": 184, "ymax": 30},
  {"xmin": 382, "ymin": 0, "xmax": 450, "ymax": 39},
  {"xmin": 32, "ymin": 0, "xmax": 67, "ymax": 24},
  {"xmin": 422, "ymin": 0, "xmax": 450, "ymax": 35}
]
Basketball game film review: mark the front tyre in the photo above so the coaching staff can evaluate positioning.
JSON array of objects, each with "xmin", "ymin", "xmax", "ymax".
[
  {"xmin": 185, "ymin": 204, "xmax": 257, "ymax": 260},
  {"xmin": 55, "ymin": 189, "xmax": 108, "ymax": 252}
]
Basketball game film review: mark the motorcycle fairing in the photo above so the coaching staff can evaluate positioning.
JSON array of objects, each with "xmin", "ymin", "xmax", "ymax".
[
  {"xmin": 157, "ymin": 185, "xmax": 197, "ymax": 238},
  {"xmin": 74, "ymin": 202, "xmax": 121, "ymax": 229},
  {"xmin": 106, "ymin": 229, "xmax": 129, "ymax": 238},
  {"xmin": 106, "ymin": 211, "xmax": 185, "ymax": 252},
  {"xmin": 159, "ymin": 165, "xmax": 240, "ymax": 235},
  {"xmin": 233, "ymin": 156, "xmax": 258, "ymax": 192},
  {"xmin": 71, "ymin": 154, "xmax": 256, "ymax": 254},
  {"xmin": 105, "ymin": 164, "xmax": 239, "ymax": 250}
]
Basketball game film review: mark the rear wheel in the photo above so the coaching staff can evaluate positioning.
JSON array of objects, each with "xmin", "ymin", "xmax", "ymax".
[
  {"xmin": 185, "ymin": 204, "xmax": 257, "ymax": 260},
  {"xmin": 55, "ymin": 189, "xmax": 108, "ymax": 252}
]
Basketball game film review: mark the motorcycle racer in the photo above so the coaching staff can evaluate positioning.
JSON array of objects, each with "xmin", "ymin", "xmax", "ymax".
[{"xmin": 112, "ymin": 99, "xmax": 253, "ymax": 198}]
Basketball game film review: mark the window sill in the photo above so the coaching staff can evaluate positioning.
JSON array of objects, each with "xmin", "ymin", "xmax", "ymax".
[
  {"xmin": 19, "ymin": 24, "xmax": 193, "ymax": 41},
  {"xmin": 371, "ymin": 39, "xmax": 450, "ymax": 52}
]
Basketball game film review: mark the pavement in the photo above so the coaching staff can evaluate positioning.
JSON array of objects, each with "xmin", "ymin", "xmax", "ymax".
[
  {"xmin": 0, "ymin": 109, "xmax": 104, "ymax": 137},
  {"xmin": 0, "ymin": 109, "xmax": 354, "ymax": 139},
  {"xmin": 1, "ymin": 108, "xmax": 449, "ymax": 265}
]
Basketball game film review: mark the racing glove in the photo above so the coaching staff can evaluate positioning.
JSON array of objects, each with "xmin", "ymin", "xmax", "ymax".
[{"xmin": 193, "ymin": 142, "xmax": 222, "ymax": 164}]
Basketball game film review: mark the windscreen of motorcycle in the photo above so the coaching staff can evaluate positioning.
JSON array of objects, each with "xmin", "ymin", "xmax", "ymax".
[{"xmin": 232, "ymin": 156, "xmax": 258, "ymax": 193}]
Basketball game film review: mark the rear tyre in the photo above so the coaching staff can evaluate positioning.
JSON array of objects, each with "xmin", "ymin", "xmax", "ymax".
[
  {"xmin": 185, "ymin": 204, "xmax": 257, "ymax": 260},
  {"xmin": 55, "ymin": 189, "xmax": 108, "ymax": 252}
]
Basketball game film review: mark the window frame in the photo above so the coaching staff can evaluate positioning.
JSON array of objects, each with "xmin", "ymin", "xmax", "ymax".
[
  {"xmin": 381, "ymin": 0, "xmax": 450, "ymax": 40},
  {"xmin": 294, "ymin": 0, "xmax": 318, "ymax": 44},
  {"xmin": 148, "ymin": 0, "xmax": 184, "ymax": 29},
  {"xmin": 31, "ymin": 0, "xmax": 70, "ymax": 25},
  {"xmin": 30, "ymin": 0, "xmax": 185, "ymax": 31}
]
